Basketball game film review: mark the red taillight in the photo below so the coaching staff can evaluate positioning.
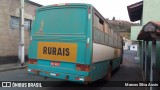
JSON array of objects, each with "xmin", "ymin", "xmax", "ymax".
[
  {"xmin": 28, "ymin": 59, "xmax": 37, "ymax": 64},
  {"xmin": 51, "ymin": 61, "xmax": 61, "ymax": 67},
  {"xmin": 75, "ymin": 77, "xmax": 84, "ymax": 81},
  {"xmin": 76, "ymin": 64, "xmax": 90, "ymax": 72},
  {"xmin": 50, "ymin": 73, "xmax": 60, "ymax": 76},
  {"xmin": 75, "ymin": 78, "xmax": 80, "ymax": 80}
]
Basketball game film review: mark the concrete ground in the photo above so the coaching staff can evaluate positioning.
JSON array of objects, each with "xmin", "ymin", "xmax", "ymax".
[
  {"xmin": 112, "ymin": 50, "xmax": 143, "ymax": 81},
  {"xmin": 0, "ymin": 50, "xmax": 145, "ymax": 90}
]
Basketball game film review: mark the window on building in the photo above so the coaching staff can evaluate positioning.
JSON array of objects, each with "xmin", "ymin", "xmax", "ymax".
[
  {"xmin": 24, "ymin": 19, "xmax": 31, "ymax": 30},
  {"xmin": 10, "ymin": 16, "xmax": 19, "ymax": 29},
  {"xmin": 10, "ymin": 16, "xmax": 32, "ymax": 30}
]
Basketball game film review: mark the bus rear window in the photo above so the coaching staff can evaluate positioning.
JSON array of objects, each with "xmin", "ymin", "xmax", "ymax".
[{"xmin": 35, "ymin": 7, "xmax": 87, "ymax": 34}]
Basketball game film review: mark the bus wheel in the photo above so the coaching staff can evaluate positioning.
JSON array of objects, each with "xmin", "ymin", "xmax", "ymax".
[
  {"xmin": 84, "ymin": 77, "xmax": 91, "ymax": 85},
  {"xmin": 104, "ymin": 64, "xmax": 112, "ymax": 81},
  {"xmin": 84, "ymin": 81, "xmax": 89, "ymax": 85}
]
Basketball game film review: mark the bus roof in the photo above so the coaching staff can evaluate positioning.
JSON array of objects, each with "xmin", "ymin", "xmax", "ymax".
[
  {"xmin": 36, "ymin": 3, "xmax": 92, "ymax": 11},
  {"xmin": 34, "ymin": 3, "xmax": 122, "ymax": 39}
]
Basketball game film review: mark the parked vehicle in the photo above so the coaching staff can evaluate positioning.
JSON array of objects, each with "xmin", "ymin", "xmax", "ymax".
[{"xmin": 27, "ymin": 3, "xmax": 123, "ymax": 84}]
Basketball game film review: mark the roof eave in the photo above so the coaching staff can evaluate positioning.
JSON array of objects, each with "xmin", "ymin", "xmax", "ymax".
[{"xmin": 127, "ymin": 1, "xmax": 143, "ymax": 22}]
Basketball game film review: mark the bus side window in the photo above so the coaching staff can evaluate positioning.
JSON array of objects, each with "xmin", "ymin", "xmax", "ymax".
[
  {"xmin": 93, "ymin": 14, "xmax": 99, "ymax": 28},
  {"xmin": 104, "ymin": 23, "xmax": 109, "ymax": 34},
  {"xmin": 111, "ymin": 29, "xmax": 114, "ymax": 38},
  {"xmin": 104, "ymin": 23, "xmax": 109, "ymax": 45},
  {"xmin": 98, "ymin": 18, "xmax": 104, "ymax": 31},
  {"xmin": 108, "ymin": 27, "xmax": 111, "ymax": 36},
  {"xmin": 93, "ymin": 14, "xmax": 104, "ymax": 32}
]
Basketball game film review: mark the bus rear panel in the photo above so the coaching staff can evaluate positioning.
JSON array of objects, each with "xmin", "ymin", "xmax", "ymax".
[
  {"xmin": 28, "ymin": 3, "xmax": 123, "ymax": 83},
  {"xmin": 28, "ymin": 4, "xmax": 92, "ymax": 82}
]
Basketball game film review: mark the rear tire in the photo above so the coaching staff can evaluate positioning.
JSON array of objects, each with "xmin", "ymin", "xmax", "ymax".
[{"xmin": 103, "ymin": 64, "xmax": 112, "ymax": 81}]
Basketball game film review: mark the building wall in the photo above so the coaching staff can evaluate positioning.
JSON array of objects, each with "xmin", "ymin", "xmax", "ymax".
[
  {"xmin": 131, "ymin": 26, "xmax": 142, "ymax": 40},
  {"xmin": 123, "ymin": 40, "xmax": 132, "ymax": 50},
  {"xmin": 0, "ymin": 0, "xmax": 40, "ymax": 64},
  {"xmin": 119, "ymin": 32, "xmax": 130, "ymax": 40},
  {"xmin": 131, "ymin": 0, "xmax": 160, "ymax": 40},
  {"xmin": 142, "ymin": 0, "xmax": 160, "ymax": 25}
]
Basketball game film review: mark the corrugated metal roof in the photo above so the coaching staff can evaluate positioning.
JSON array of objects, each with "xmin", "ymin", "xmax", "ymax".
[
  {"xmin": 25, "ymin": 0, "xmax": 43, "ymax": 7},
  {"xmin": 137, "ymin": 22, "xmax": 160, "ymax": 41}
]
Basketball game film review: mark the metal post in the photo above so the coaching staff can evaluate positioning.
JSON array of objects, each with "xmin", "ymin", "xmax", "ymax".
[
  {"xmin": 150, "ymin": 41, "xmax": 156, "ymax": 90},
  {"xmin": 142, "ymin": 41, "xmax": 145, "ymax": 70},
  {"xmin": 141, "ymin": 41, "xmax": 144, "ymax": 69},
  {"xmin": 145, "ymin": 41, "xmax": 148, "ymax": 78},
  {"xmin": 137, "ymin": 42, "xmax": 140, "ymax": 65},
  {"xmin": 19, "ymin": 0, "xmax": 25, "ymax": 66},
  {"xmin": 139, "ymin": 41, "xmax": 143, "ymax": 68}
]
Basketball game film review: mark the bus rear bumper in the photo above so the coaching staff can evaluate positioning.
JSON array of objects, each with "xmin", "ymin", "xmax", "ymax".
[{"xmin": 27, "ymin": 68, "xmax": 90, "ymax": 82}]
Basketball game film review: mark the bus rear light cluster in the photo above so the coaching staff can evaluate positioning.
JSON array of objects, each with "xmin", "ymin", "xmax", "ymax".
[
  {"xmin": 75, "ymin": 77, "xmax": 84, "ymax": 81},
  {"xmin": 51, "ymin": 61, "xmax": 61, "ymax": 67},
  {"xmin": 28, "ymin": 59, "xmax": 37, "ymax": 64},
  {"xmin": 76, "ymin": 64, "xmax": 90, "ymax": 72},
  {"xmin": 50, "ymin": 73, "xmax": 59, "ymax": 76}
]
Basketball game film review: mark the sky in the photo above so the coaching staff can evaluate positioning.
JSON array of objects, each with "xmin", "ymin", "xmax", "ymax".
[{"xmin": 30, "ymin": 0, "xmax": 142, "ymax": 22}]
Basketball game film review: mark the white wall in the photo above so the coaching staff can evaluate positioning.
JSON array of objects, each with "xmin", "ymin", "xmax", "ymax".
[{"xmin": 130, "ymin": 44, "xmax": 138, "ymax": 51}]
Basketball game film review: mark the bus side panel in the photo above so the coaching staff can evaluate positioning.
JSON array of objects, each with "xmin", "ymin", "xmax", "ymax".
[
  {"xmin": 92, "ymin": 43, "xmax": 114, "ymax": 62},
  {"xmin": 89, "ymin": 61, "xmax": 110, "ymax": 81},
  {"xmin": 90, "ymin": 42, "xmax": 122, "ymax": 81},
  {"xmin": 112, "ymin": 57, "xmax": 121, "ymax": 70},
  {"xmin": 85, "ymin": 6, "xmax": 93, "ymax": 64}
]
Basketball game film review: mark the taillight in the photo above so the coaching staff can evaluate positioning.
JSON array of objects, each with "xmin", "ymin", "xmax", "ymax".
[
  {"xmin": 28, "ymin": 59, "xmax": 37, "ymax": 64},
  {"xmin": 75, "ymin": 77, "xmax": 84, "ymax": 81},
  {"xmin": 76, "ymin": 64, "xmax": 90, "ymax": 72},
  {"xmin": 50, "ymin": 73, "xmax": 60, "ymax": 76},
  {"xmin": 51, "ymin": 61, "xmax": 61, "ymax": 67}
]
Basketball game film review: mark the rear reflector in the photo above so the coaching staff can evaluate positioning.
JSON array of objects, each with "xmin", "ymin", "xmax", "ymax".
[
  {"xmin": 28, "ymin": 69, "xmax": 31, "ymax": 72},
  {"xmin": 76, "ymin": 64, "xmax": 90, "ymax": 72},
  {"xmin": 88, "ymin": 6, "xmax": 91, "ymax": 19},
  {"xmin": 51, "ymin": 61, "xmax": 61, "ymax": 67},
  {"xmin": 28, "ymin": 59, "xmax": 37, "ymax": 64},
  {"xmin": 28, "ymin": 69, "xmax": 40, "ymax": 75}
]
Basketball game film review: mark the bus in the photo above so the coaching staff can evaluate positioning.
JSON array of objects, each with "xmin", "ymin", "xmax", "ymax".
[{"xmin": 27, "ymin": 3, "xmax": 123, "ymax": 84}]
